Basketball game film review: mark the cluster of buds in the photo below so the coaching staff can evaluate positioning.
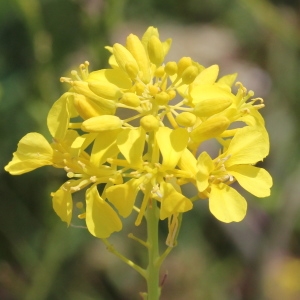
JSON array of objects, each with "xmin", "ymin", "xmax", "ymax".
[{"xmin": 5, "ymin": 27, "xmax": 272, "ymax": 242}]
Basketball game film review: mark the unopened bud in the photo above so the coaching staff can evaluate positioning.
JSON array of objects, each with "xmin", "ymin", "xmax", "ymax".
[
  {"xmin": 190, "ymin": 116, "xmax": 230, "ymax": 143},
  {"xmin": 181, "ymin": 66, "xmax": 199, "ymax": 84},
  {"xmin": 176, "ymin": 112, "xmax": 197, "ymax": 127},
  {"xmin": 155, "ymin": 92, "xmax": 170, "ymax": 105},
  {"xmin": 177, "ymin": 57, "xmax": 192, "ymax": 76},
  {"xmin": 73, "ymin": 94, "xmax": 110, "ymax": 119},
  {"xmin": 88, "ymin": 81, "xmax": 122, "ymax": 100},
  {"xmin": 126, "ymin": 34, "xmax": 151, "ymax": 83},
  {"xmin": 140, "ymin": 115, "xmax": 160, "ymax": 132},
  {"xmin": 148, "ymin": 36, "xmax": 164, "ymax": 66},
  {"xmin": 81, "ymin": 115, "xmax": 122, "ymax": 132},
  {"xmin": 193, "ymin": 98, "xmax": 232, "ymax": 117},
  {"xmin": 113, "ymin": 43, "xmax": 139, "ymax": 78},
  {"xmin": 120, "ymin": 93, "xmax": 141, "ymax": 107},
  {"xmin": 165, "ymin": 62, "xmax": 177, "ymax": 75}
]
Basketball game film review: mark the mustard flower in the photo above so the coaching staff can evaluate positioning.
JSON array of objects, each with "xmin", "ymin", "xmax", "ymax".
[
  {"xmin": 5, "ymin": 26, "xmax": 272, "ymax": 242},
  {"xmin": 196, "ymin": 126, "xmax": 272, "ymax": 222}
]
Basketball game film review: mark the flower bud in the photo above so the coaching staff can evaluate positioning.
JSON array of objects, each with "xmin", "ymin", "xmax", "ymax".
[
  {"xmin": 81, "ymin": 115, "xmax": 122, "ymax": 132},
  {"xmin": 164, "ymin": 62, "xmax": 177, "ymax": 75},
  {"xmin": 155, "ymin": 92, "xmax": 170, "ymax": 105},
  {"xmin": 73, "ymin": 94, "xmax": 110, "ymax": 119},
  {"xmin": 190, "ymin": 116, "xmax": 230, "ymax": 143},
  {"xmin": 193, "ymin": 98, "xmax": 232, "ymax": 117},
  {"xmin": 148, "ymin": 36, "xmax": 164, "ymax": 66},
  {"xmin": 181, "ymin": 66, "xmax": 199, "ymax": 84},
  {"xmin": 177, "ymin": 57, "xmax": 192, "ymax": 76},
  {"xmin": 88, "ymin": 81, "xmax": 123, "ymax": 100},
  {"xmin": 120, "ymin": 93, "xmax": 141, "ymax": 107},
  {"xmin": 176, "ymin": 112, "xmax": 197, "ymax": 127},
  {"xmin": 126, "ymin": 34, "xmax": 151, "ymax": 83},
  {"xmin": 140, "ymin": 115, "xmax": 160, "ymax": 132},
  {"xmin": 154, "ymin": 66, "xmax": 165, "ymax": 78},
  {"xmin": 113, "ymin": 43, "xmax": 139, "ymax": 78},
  {"xmin": 69, "ymin": 80, "xmax": 116, "ymax": 113}
]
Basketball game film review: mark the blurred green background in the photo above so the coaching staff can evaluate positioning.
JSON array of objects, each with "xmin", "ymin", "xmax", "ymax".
[{"xmin": 1, "ymin": 0, "xmax": 300, "ymax": 299}]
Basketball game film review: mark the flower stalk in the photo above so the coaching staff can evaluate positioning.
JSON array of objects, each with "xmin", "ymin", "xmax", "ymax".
[{"xmin": 145, "ymin": 200, "xmax": 161, "ymax": 300}]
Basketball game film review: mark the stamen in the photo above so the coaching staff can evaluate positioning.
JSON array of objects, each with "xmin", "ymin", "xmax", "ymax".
[
  {"xmin": 90, "ymin": 176, "xmax": 97, "ymax": 182},
  {"xmin": 166, "ymin": 214, "xmax": 179, "ymax": 247}
]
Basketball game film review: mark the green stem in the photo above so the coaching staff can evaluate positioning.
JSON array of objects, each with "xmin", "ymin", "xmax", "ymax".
[
  {"xmin": 145, "ymin": 200, "xmax": 161, "ymax": 300},
  {"xmin": 102, "ymin": 238, "xmax": 147, "ymax": 278}
]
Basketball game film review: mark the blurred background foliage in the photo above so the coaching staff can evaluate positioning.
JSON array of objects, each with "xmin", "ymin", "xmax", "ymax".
[{"xmin": 1, "ymin": 0, "xmax": 300, "ymax": 299}]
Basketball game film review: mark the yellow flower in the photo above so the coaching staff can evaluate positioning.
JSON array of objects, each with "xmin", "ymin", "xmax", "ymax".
[
  {"xmin": 4, "ymin": 132, "xmax": 53, "ymax": 175},
  {"xmin": 105, "ymin": 126, "xmax": 193, "ymax": 225},
  {"xmin": 5, "ymin": 26, "xmax": 273, "ymax": 239},
  {"xmin": 196, "ymin": 126, "xmax": 272, "ymax": 222}
]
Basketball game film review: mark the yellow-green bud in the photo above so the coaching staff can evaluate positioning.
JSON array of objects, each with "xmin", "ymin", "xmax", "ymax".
[
  {"xmin": 155, "ymin": 92, "xmax": 170, "ymax": 105},
  {"xmin": 148, "ymin": 85, "xmax": 160, "ymax": 96},
  {"xmin": 81, "ymin": 115, "xmax": 122, "ymax": 132},
  {"xmin": 69, "ymin": 81, "xmax": 116, "ymax": 114},
  {"xmin": 181, "ymin": 66, "xmax": 199, "ymax": 84},
  {"xmin": 154, "ymin": 66, "xmax": 165, "ymax": 78},
  {"xmin": 164, "ymin": 62, "xmax": 177, "ymax": 75},
  {"xmin": 167, "ymin": 89, "xmax": 176, "ymax": 100},
  {"xmin": 88, "ymin": 81, "xmax": 122, "ymax": 100},
  {"xmin": 176, "ymin": 112, "xmax": 197, "ymax": 127},
  {"xmin": 140, "ymin": 115, "xmax": 160, "ymax": 132},
  {"xmin": 113, "ymin": 43, "xmax": 139, "ymax": 79},
  {"xmin": 126, "ymin": 34, "xmax": 151, "ymax": 83},
  {"xmin": 135, "ymin": 82, "xmax": 145, "ymax": 95},
  {"xmin": 177, "ymin": 57, "xmax": 192, "ymax": 76},
  {"xmin": 193, "ymin": 98, "xmax": 232, "ymax": 117},
  {"xmin": 125, "ymin": 62, "xmax": 139, "ymax": 79},
  {"xmin": 73, "ymin": 94, "xmax": 111, "ymax": 119},
  {"xmin": 120, "ymin": 93, "xmax": 141, "ymax": 107},
  {"xmin": 190, "ymin": 116, "xmax": 230, "ymax": 143},
  {"xmin": 148, "ymin": 36, "xmax": 164, "ymax": 66}
]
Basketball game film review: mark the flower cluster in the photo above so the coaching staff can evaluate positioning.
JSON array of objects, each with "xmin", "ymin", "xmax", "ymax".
[{"xmin": 5, "ymin": 27, "xmax": 272, "ymax": 240}]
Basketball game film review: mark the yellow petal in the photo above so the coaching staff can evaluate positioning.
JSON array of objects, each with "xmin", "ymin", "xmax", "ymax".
[
  {"xmin": 71, "ymin": 133, "xmax": 98, "ymax": 157},
  {"xmin": 4, "ymin": 133, "xmax": 53, "ymax": 175},
  {"xmin": 217, "ymin": 73, "xmax": 237, "ymax": 91},
  {"xmin": 193, "ymin": 64, "xmax": 219, "ymax": 85},
  {"xmin": 90, "ymin": 129, "xmax": 121, "ymax": 166},
  {"xmin": 117, "ymin": 127, "xmax": 145, "ymax": 168},
  {"xmin": 209, "ymin": 184, "xmax": 247, "ymax": 223},
  {"xmin": 190, "ymin": 84, "xmax": 235, "ymax": 106},
  {"xmin": 196, "ymin": 151, "xmax": 214, "ymax": 192},
  {"xmin": 47, "ymin": 93, "xmax": 76, "ymax": 139},
  {"xmin": 51, "ymin": 185, "xmax": 73, "ymax": 226},
  {"xmin": 224, "ymin": 126, "xmax": 269, "ymax": 166},
  {"xmin": 228, "ymin": 165, "xmax": 272, "ymax": 197},
  {"xmin": 106, "ymin": 179, "xmax": 140, "ymax": 218},
  {"xmin": 87, "ymin": 69, "xmax": 131, "ymax": 89},
  {"xmin": 177, "ymin": 148, "xmax": 198, "ymax": 176},
  {"xmin": 160, "ymin": 181, "xmax": 193, "ymax": 219},
  {"xmin": 156, "ymin": 127, "xmax": 189, "ymax": 169},
  {"xmin": 86, "ymin": 185, "xmax": 122, "ymax": 238}
]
